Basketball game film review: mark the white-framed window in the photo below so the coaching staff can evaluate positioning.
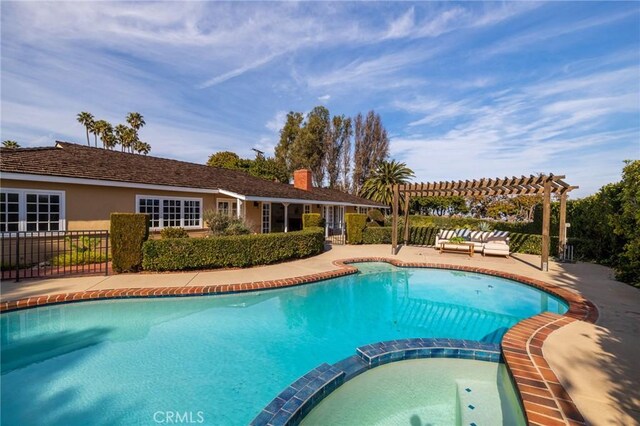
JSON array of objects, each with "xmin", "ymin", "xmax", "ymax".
[
  {"xmin": 217, "ymin": 198, "xmax": 238, "ymax": 218},
  {"xmin": 262, "ymin": 202, "xmax": 271, "ymax": 234},
  {"xmin": 136, "ymin": 195, "xmax": 202, "ymax": 230},
  {"xmin": 357, "ymin": 206, "xmax": 370, "ymax": 214},
  {"xmin": 0, "ymin": 188, "xmax": 65, "ymax": 233},
  {"xmin": 303, "ymin": 204, "xmax": 311, "ymax": 214}
]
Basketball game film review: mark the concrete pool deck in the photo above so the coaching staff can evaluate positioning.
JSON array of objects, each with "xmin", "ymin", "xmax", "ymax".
[{"xmin": 1, "ymin": 245, "xmax": 639, "ymax": 425}]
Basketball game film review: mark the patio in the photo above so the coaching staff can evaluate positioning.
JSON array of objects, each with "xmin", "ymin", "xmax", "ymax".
[{"xmin": 1, "ymin": 245, "xmax": 638, "ymax": 424}]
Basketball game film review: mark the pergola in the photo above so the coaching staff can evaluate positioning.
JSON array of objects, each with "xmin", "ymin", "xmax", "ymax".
[{"xmin": 390, "ymin": 174, "xmax": 577, "ymax": 271}]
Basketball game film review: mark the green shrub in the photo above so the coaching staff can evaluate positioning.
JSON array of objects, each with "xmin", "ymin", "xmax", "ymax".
[
  {"xmin": 160, "ymin": 227, "xmax": 189, "ymax": 239},
  {"xmin": 361, "ymin": 225, "xmax": 559, "ymax": 255},
  {"xmin": 203, "ymin": 210, "xmax": 252, "ymax": 235},
  {"xmin": 51, "ymin": 236, "xmax": 106, "ymax": 266},
  {"xmin": 142, "ymin": 228, "xmax": 324, "ymax": 271},
  {"xmin": 367, "ymin": 209, "xmax": 385, "ymax": 225},
  {"xmin": 509, "ymin": 233, "xmax": 559, "ymax": 255},
  {"xmin": 302, "ymin": 213, "xmax": 324, "ymax": 229},
  {"xmin": 111, "ymin": 213, "xmax": 149, "ymax": 272},
  {"xmin": 345, "ymin": 213, "xmax": 367, "ymax": 244},
  {"xmin": 224, "ymin": 221, "xmax": 251, "ymax": 235},
  {"xmin": 52, "ymin": 251, "xmax": 107, "ymax": 267},
  {"xmin": 362, "ymin": 226, "xmax": 437, "ymax": 245},
  {"xmin": 362, "ymin": 227, "xmax": 392, "ymax": 244}
]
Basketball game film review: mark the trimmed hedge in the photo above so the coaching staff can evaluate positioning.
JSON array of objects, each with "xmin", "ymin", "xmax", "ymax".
[
  {"xmin": 362, "ymin": 225, "xmax": 559, "ymax": 255},
  {"xmin": 142, "ymin": 228, "xmax": 324, "ymax": 271},
  {"xmin": 302, "ymin": 213, "xmax": 324, "ymax": 229},
  {"xmin": 160, "ymin": 227, "xmax": 189, "ymax": 239},
  {"xmin": 111, "ymin": 213, "xmax": 149, "ymax": 272},
  {"xmin": 345, "ymin": 213, "xmax": 367, "ymax": 244},
  {"xmin": 404, "ymin": 215, "xmax": 540, "ymax": 235},
  {"xmin": 362, "ymin": 226, "xmax": 438, "ymax": 245}
]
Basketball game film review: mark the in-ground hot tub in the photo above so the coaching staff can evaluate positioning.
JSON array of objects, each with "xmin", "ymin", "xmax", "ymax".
[{"xmin": 302, "ymin": 358, "xmax": 525, "ymax": 425}]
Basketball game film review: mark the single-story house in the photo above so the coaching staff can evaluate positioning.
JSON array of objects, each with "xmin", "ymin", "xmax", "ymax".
[{"xmin": 0, "ymin": 142, "xmax": 383, "ymax": 235}]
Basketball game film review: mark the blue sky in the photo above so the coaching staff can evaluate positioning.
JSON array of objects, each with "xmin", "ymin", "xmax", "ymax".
[{"xmin": 1, "ymin": 1, "xmax": 638, "ymax": 197}]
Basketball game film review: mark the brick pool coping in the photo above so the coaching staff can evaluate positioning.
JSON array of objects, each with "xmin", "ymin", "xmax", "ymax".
[{"xmin": 0, "ymin": 258, "xmax": 598, "ymax": 425}]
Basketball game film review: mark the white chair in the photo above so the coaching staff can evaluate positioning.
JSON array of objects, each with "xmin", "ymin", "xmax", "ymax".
[{"xmin": 482, "ymin": 231, "xmax": 510, "ymax": 257}]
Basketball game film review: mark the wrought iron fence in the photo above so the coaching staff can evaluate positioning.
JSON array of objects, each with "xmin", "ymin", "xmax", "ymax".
[
  {"xmin": 1, "ymin": 230, "xmax": 110, "ymax": 282},
  {"xmin": 326, "ymin": 226, "xmax": 346, "ymax": 245}
]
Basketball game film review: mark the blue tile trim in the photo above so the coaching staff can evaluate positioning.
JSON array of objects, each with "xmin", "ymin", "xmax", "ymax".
[{"xmin": 251, "ymin": 338, "xmax": 502, "ymax": 426}]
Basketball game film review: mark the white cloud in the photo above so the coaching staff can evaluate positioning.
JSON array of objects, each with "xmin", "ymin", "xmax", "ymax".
[
  {"xmin": 265, "ymin": 111, "xmax": 287, "ymax": 133},
  {"xmin": 317, "ymin": 94, "xmax": 331, "ymax": 102}
]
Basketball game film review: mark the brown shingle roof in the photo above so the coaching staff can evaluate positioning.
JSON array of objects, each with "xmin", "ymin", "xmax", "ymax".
[{"xmin": 0, "ymin": 142, "xmax": 383, "ymax": 207}]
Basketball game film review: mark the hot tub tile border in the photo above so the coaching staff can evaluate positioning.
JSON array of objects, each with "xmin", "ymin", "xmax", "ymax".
[{"xmin": 0, "ymin": 257, "xmax": 598, "ymax": 426}]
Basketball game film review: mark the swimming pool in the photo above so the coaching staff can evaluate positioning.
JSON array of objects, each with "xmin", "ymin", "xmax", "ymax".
[{"xmin": 1, "ymin": 262, "xmax": 567, "ymax": 425}]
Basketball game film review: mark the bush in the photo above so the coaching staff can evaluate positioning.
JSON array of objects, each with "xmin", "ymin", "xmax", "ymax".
[
  {"xmin": 52, "ymin": 236, "xmax": 107, "ymax": 266},
  {"xmin": 142, "ymin": 228, "xmax": 325, "ymax": 271},
  {"xmin": 160, "ymin": 227, "xmax": 189, "ymax": 239},
  {"xmin": 203, "ymin": 210, "xmax": 252, "ymax": 235},
  {"xmin": 362, "ymin": 227, "xmax": 392, "ymax": 244},
  {"xmin": 361, "ymin": 225, "xmax": 559, "ymax": 255},
  {"xmin": 302, "ymin": 213, "xmax": 324, "ymax": 229},
  {"xmin": 225, "ymin": 221, "xmax": 251, "ymax": 235},
  {"xmin": 111, "ymin": 213, "xmax": 149, "ymax": 272},
  {"xmin": 204, "ymin": 210, "xmax": 231, "ymax": 235},
  {"xmin": 345, "ymin": 213, "xmax": 367, "ymax": 244},
  {"xmin": 362, "ymin": 226, "xmax": 437, "ymax": 245},
  {"xmin": 367, "ymin": 209, "xmax": 385, "ymax": 225}
]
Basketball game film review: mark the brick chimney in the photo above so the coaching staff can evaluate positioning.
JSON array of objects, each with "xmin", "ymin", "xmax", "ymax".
[{"xmin": 293, "ymin": 169, "xmax": 313, "ymax": 191}]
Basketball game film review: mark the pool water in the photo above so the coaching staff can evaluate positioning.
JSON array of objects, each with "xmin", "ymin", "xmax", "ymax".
[
  {"xmin": 302, "ymin": 359, "xmax": 526, "ymax": 426},
  {"xmin": 1, "ymin": 263, "xmax": 566, "ymax": 425}
]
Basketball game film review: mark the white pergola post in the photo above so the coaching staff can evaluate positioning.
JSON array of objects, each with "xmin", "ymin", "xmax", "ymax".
[{"xmin": 283, "ymin": 202, "xmax": 290, "ymax": 232}]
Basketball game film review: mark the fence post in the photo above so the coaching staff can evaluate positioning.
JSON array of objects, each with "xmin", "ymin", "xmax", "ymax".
[
  {"xmin": 105, "ymin": 232, "xmax": 109, "ymax": 276},
  {"xmin": 15, "ymin": 233, "xmax": 20, "ymax": 283}
]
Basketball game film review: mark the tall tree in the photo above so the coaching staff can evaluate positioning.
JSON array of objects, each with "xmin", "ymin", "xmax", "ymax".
[
  {"xmin": 360, "ymin": 160, "xmax": 414, "ymax": 206},
  {"xmin": 114, "ymin": 124, "xmax": 129, "ymax": 151},
  {"xmin": 352, "ymin": 113, "xmax": 365, "ymax": 194},
  {"xmin": 76, "ymin": 112, "xmax": 95, "ymax": 146},
  {"xmin": 207, "ymin": 151, "xmax": 241, "ymax": 169},
  {"xmin": 126, "ymin": 112, "xmax": 145, "ymax": 132},
  {"xmin": 352, "ymin": 110, "xmax": 389, "ymax": 194},
  {"xmin": 290, "ymin": 106, "xmax": 330, "ymax": 186},
  {"xmin": 133, "ymin": 140, "xmax": 151, "ymax": 155},
  {"xmin": 274, "ymin": 112, "xmax": 303, "ymax": 177},
  {"xmin": 93, "ymin": 120, "xmax": 114, "ymax": 149},
  {"xmin": 2, "ymin": 140, "xmax": 20, "ymax": 148},
  {"xmin": 324, "ymin": 115, "xmax": 352, "ymax": 189},
  {"xmin": 340, "ymin": 117, "xmax": 352, "ymax": 193}
]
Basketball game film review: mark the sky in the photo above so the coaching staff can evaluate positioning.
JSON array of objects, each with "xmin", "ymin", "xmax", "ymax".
[{"xmin": 1, "ymin": 1, "xmax": 639, "ymax": 197}]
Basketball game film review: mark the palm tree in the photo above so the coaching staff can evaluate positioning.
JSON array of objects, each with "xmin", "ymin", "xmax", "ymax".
[
  {"xmin": 134, "ymin": 140, "xmax": 151, "ymax": 155},
  {"xmin": 126, "ymin": 112, "xmax": 145, "ymax": 131},
  {"xmin": 89, "ymin": 120, "xmax": 99, "ymax": 147},
  {"xmin": 114, "ymin": 124, "xmax": 130, "ymax": 152},
  {"xmin": 93, "ymin": 120, "xmax": 113, "ymax": 149},
  {"xmin": 76, "ymin": 112, "xmax": 95, "ymax": 146},
  {"xmin": 359, "ymin": 160, "xmax": 415, "ymax": 206},
  {"xmin": 2, "ymin": 140, "xmax": 20, "ymax": 148}
]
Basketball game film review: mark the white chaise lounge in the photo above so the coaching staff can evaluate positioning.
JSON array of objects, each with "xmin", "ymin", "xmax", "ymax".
[{"xmin": 435, "ymin": 229, "xmax": 510, "ymax": 257}]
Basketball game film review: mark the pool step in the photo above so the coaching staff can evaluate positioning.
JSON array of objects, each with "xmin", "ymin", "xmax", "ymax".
[{"xmin": 456, "ymin": 379, "xmax": 501, "ymax": 426}]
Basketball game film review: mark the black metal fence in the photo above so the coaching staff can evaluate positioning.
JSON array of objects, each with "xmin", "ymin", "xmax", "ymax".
[
  {"xmin": 1, "ymin": 230, "xmax": 110, "ymax": 282},
  {"xmin": 326, "ymin": 226, "xmax": 346, "ymax": 245}
]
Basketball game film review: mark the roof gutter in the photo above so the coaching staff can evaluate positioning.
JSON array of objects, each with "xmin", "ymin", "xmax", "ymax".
[{"xmin": 1, "ymin": 172, "xmax": 220, "ymax": 194}]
